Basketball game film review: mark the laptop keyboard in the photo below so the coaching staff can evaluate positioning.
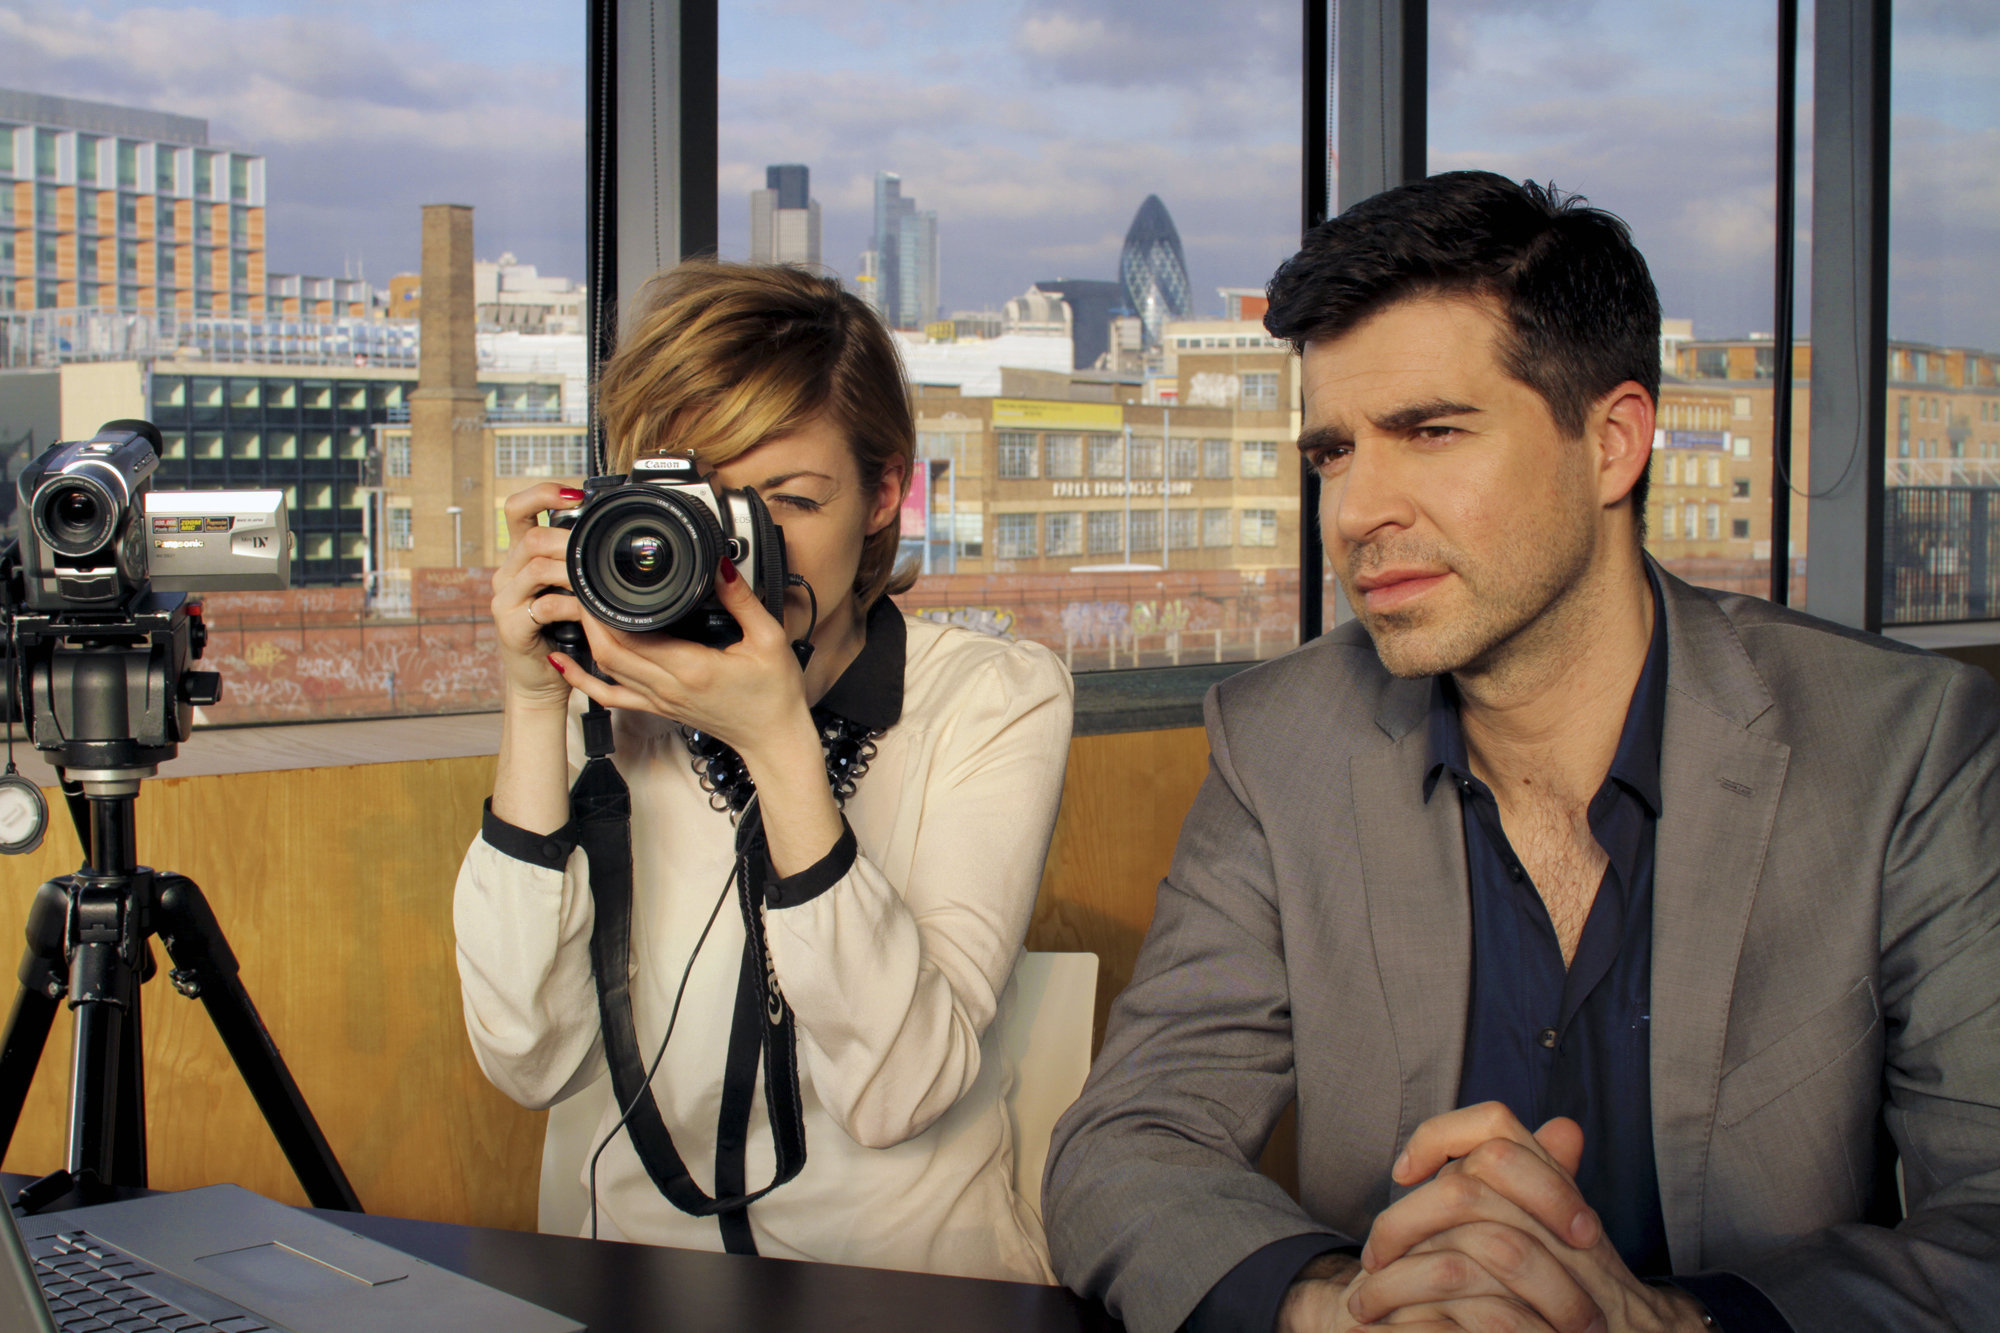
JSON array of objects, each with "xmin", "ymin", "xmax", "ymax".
[{"xmin": 27, "ymin": 1230, "xmax": 270, "ymax": 1333}]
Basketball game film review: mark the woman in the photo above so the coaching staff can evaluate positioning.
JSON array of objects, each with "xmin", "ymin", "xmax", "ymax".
[{"xmin": 453, "ymin": 261, "xmax": 1073, "ymax": 1284}]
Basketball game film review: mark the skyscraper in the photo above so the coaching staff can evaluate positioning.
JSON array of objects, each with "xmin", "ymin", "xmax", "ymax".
[
  {"xmin": 865, "ymin": 171, "xmax": 938, "ymax": 329},
  {"xmin": 749, "ymin": 162, "xmax": 821, "ymax": 266},
  {"xmin": 1119, "ymin": 195, "xmax": 1191, "ymax": 349}
]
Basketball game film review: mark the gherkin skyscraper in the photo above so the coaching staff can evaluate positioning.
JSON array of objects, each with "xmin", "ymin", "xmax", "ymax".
[{"xmin": 1119, "ymin": 195, "xmax": 1191, "ymax": 349}]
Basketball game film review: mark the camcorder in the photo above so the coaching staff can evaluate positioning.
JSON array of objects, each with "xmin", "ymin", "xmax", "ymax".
[
  {"xmin": 0, "ymin": 419, "xmax": 292, "ymax": 791},
  {"xmin": 555, "ymin": 453, "xmax": 788, "ymax": 646}
]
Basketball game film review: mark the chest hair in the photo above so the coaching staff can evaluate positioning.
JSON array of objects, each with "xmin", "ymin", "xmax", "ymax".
[{"xmin": 1496, "ymin": 788, "xmax": 1607, "ymax": 968}]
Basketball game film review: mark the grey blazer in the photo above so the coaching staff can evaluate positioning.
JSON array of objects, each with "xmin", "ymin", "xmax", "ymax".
[{"xmin": 1044, "ymin": 569, "xmax": 2000, "ymax": 1333}]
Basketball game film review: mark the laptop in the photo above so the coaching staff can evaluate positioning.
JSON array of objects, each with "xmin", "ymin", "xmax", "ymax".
[{"xmin": 7, "ymin": 1183, "xmax": 582, "ymax": 1333}]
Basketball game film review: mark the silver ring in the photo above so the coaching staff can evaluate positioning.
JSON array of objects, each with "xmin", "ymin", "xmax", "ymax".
[{"xmin": 524, "ymin": 600, "xmax": 543, "ymax": 627}]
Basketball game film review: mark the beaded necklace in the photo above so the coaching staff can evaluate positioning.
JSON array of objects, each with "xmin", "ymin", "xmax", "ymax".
[{"xmin": 680, "ymin": 711, "xmax": 882, "ymax": 820}]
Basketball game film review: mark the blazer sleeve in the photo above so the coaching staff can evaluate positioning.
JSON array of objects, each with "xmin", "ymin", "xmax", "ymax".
[
  {"xmin": 1728, "ymin": 659, "xmax": 2000, "ymax": 1330},
  {"xmin": 1042, "ymin": 681, "xmax": 1345, "ymax": 1333},
  {"xmin": 760, "ymin": 639, "xmax": 1074, "ymax": 1151}
]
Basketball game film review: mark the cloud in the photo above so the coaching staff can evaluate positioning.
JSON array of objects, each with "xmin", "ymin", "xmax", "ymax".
[
  {"xmin": 1012, "ymin": 0, "xmax": 1294, "ymax": 88},
  {"xmin": 0, "ymin": 2, "xmax": 585, "ymax": 281}
]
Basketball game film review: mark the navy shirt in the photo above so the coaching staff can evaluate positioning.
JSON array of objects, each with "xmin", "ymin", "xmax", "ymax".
[
  {"xmin": 1187, "ymin": 568, "xmax": 1791, "ymax": 1333},
  {"xmin": 1431, "ymin": 583, "xmax": 1671, "ymax": 1276}
]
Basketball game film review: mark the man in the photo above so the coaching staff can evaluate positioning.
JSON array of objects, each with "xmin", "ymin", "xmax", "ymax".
[{"xmin": 1042, "ymin": 171, "xmax": 2000, "ymax": 1333}]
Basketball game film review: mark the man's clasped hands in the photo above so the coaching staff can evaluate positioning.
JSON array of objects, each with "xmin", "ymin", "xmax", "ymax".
[{"xmin": 1281, "ymin": 1103, "xmax": 1710, "ymax": 1333}]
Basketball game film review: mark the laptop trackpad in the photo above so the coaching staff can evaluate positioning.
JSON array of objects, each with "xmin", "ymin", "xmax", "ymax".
[{"xmin": 197, "ymin": 1239, "xmax": 411, "ymax": 1299}]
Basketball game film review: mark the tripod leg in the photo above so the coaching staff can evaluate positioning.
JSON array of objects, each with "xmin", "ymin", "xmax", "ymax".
[
  {"xmin": 154, "ymin": 873, "xmax": 364, "ymax": 1212},
  {"xmin": 113, "ymin": 967, "xmax": 148, "ymax": 1187},
  {"xmin": 0, "ymin": 880, "xmax": 74, "ymax": 1161}
]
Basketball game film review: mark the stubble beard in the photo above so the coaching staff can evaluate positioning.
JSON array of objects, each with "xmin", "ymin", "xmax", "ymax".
[{"xmin": 1341, "ymin": 482, "xmax": 1599, "ymax": 684}]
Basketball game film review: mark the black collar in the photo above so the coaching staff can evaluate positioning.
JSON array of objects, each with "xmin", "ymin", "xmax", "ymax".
[{"xmin": 813, "ymin": 596, "xmax": 906, "ymax": 733}]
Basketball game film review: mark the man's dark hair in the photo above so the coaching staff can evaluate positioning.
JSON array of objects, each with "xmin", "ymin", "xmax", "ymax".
[{"xmin": 1264, "ymin": 170, "xmax": 1661, "ymax": 527}]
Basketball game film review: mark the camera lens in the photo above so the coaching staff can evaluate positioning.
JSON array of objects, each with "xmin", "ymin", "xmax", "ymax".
[
  {"xmin": 35, "ymin": 479, "xmax": 117, "ymax": 557},
  {"xmin": 567, "ymin": 489, "xmax": 717, "ymax": 631},
  {"xmin": 612, "ymin": 531, "xmax": 672, "ymax": 590}
]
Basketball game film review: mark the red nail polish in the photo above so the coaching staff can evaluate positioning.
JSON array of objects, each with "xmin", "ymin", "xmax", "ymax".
[
  {"xmin": 720, "ymin": 558, "xmax": 739, "ymax": 584},
  {"xmin": 548, "ymin": 654, "xmax": 565, "ymax": 672},
  {"xmin": 557, "ymin": 488, "xmax": 586, "ymax": 503}
]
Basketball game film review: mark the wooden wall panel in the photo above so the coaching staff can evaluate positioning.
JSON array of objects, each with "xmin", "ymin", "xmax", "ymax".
[
  {"xmin": 1, "ymin": 755, "xmax": 544, "ymax": 1232},
  {"xmin": 0, "ymin": 724, "xmax": 1228, "ymax": 1231},
  {"xmin": 1028, "ymin": 727, "xmax": 1210, "ymax": 1050}
]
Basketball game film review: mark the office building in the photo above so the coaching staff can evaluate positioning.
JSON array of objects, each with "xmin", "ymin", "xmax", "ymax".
[
  {"xmin": 1119, "ymin": 195, "xmax": 1191, "ymax": 350},
  {"xmin": 0, "ymin": 86, "xmax": 267, "ymax": 314},
  {"xmin": 749, "ymin": 163, "xmax": 822, "ymax": 267},
  {"xmin": 863, "ymin": 171, "xmax": 939, "ymax": 330},
  {"xmin": 1032, "ymin": 278, "xmax": 1129, "ymax": 372}
]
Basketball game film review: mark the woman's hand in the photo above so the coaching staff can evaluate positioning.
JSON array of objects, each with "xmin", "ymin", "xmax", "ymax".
[
  {"xmin": 550, "ymin": 554, "xmax": 813, "ymax": 766},
  {"xmin": 491, "ymin": 482, "xmax": 587, "ymax": 711},
  {"xmin": 552, "ymin": 560, "xmax": 844, "ymax": 874}
]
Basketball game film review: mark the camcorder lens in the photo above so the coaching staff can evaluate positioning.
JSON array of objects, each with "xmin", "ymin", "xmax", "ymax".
[{"xmin": 38, "ymin": 481, "xmax": 116, "ymax": 556}]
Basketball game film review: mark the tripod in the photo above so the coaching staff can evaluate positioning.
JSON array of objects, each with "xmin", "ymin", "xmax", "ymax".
[{"xmin": 0, "ymin": 772, "xmax": 362, "ymax": 1216}]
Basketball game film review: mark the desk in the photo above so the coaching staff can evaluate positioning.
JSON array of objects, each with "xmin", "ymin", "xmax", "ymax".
[
  {"xmin": 325, "ymin": 1210, "xmax": 1124, "ymax": 1333},
  {"xmin": 6, "ymin": 1173, "xmax": 1121, "ymax": 1333}
]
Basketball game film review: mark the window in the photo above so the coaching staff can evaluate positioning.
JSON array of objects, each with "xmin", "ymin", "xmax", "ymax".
[
  {"xmin": 1045, "ymin": 512, "xmax": 1082, "ymax": 557},
  {"xmin": 1168, "ymin": 437, "xmax": 1199, "ymax": 479},
  {"xmin": 1683, "ymin": 505, "xmax": 1699, "ymax": 541},
  {"xmin": 1732, "ymin": 478, "xmax": 1752, "ymax": 499},
  {"xmin": 1203, "ymin": 508, "xmax": 1233, "ymax": 547},
  {"xmin": 994, "ymin": 513, "xmax": 1038, "ymax": 559},
  {"xmin": 1733, "ymin": 395, "xmax": 1753, "ymax": 419},
  {"xmin": 1241, "ymin": 371, "xmax": 1280, "ymax": 411},
  {"xmin": 194, "ymin": 151, "xmax": 213, "ymax": 199},
  {"xmin": 1128, "ymin": 437, "xmax": 1162, "ymax": 479},
  {"xmin": 386, "ymin": 433, "xmax": 411, "ymax": 477},
  {"xmin": 1660, "ymin": 504, "xmax": 1677, "ymax": 538},
  {"xmin": 117, "ymin": 141, "xmax": 138, "ymax": 189},
  {"xmin": 76, "ymin": 136, "xmax": 99, "ymax": 186},
  {"xmin": 1087, "ymin": 510, "xmax": 1122, "ymax": 556},
  {"xmin": 389, "ymin": 506, "xmax": 414, "ymax": 550},
  {"xmin": 1169, "ymin": 509, "xmax": 1198, "ymax": 550},
  {"xmin": 1087, "ymin": 433, "xmax": 1123, "ymax": 478},
  {"xmin": 1201, "ymin": 439, "xmax": 1232, "ymax": 479},
  {"xmin": 1732, "ymin": 518, "xmax": 1752, "ymax": 539},
  {"xmin": 157, "ymin": 148, "xmax": 177, "ymax": 194},
  {"xmin": 35, "ymin": 128, "xmax": 58, "ymax": 179},
  {"xmin": 1704, "ymin": 456, "xmax": 1722, "ymax": 488},
  {"xmin": 1044, "ymin": 434, "xmax": 1082, "ymax": 478},
  {"xmin": 1242, "ymin": 440, "xmax": 1279, "ymax": 479},
  {"xmin": 997, "ymin": 431, "xmax": 1039, "ymax": 479},
  {"xmin": 494, "ymin": 432, "xmax": 588, "ymax": 477},
  {"xmin": 1242, "ymin": 509, "xmax": 1278, "ymax": 547},
  {"xmin": 1704, "ymin": 503, "xmax": 1720, "ymax": 540},
  {"xmin": 1129, "ymin": 510, "xmax": 1161, "ymax": 552},
  {"xmin": 0, "ymin": 124, "xmax": 13, "ymax": 175}
]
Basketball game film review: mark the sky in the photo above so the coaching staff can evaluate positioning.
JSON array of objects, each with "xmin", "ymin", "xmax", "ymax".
[{"xmin": 1, "ymin": 0, "xmax": 1994, "ymax": 346}]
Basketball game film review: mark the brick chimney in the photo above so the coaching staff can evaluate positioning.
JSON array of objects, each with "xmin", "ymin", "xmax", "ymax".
[{"xmin": 408, "ymin": 204, "xmax": 488, "ymax": 569}]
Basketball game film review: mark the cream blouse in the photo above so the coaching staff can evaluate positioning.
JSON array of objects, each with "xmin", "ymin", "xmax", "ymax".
[{"xmin": 452, "ymin": 606, "xmax": 1074, "ymax": 1283}]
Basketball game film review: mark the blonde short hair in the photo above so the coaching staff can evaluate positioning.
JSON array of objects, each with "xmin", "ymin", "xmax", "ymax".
[{"xmin": 597, "ymin": 260, "xmax": 917, "ymax": 605}]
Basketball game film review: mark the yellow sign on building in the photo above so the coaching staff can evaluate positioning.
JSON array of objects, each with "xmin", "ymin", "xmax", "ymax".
[{"xmin": 991, "ymin": 398, "xmax": 1125, "ymax": 431}]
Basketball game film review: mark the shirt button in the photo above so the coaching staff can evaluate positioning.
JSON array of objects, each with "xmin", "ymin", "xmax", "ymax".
[
  {"xmin": 542, "ymin": 840, "xmax": 564, "ymax": 861},
  {"xmin": 1507, "ymin": 862, "xmax": 1524, "ymax": 881},
  {"xmin": 1537, "ymin": 1027, "xmax": 1559, "ymax": 1049}
]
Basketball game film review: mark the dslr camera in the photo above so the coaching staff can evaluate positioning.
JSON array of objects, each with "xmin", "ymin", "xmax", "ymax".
[{"xmin": 556, "ymin": 453, "xmax": 788, "ymax": 645}]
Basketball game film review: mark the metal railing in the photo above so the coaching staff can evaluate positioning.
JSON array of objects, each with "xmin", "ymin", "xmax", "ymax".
[{"xmin": 0, "ymin": 306, "xmax": 419, "ymax": 369}]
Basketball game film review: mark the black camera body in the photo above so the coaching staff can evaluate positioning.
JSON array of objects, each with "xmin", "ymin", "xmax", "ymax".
[
  {"xmin": 17, "ymin": 422, "xmax": 160, "ymax": 610},
  {"xmin": 556, "ymin": 454, "xmax": 788, "ymax": 645}
]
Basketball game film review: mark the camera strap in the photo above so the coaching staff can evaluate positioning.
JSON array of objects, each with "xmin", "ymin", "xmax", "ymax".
[{"xmin": 574, "ymin": 709, "xmax": 806, "ymax": 1248}]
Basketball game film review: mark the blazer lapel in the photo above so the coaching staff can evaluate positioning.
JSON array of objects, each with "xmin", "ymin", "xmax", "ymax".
[
  {"xmin": 1648, "ymin": 569, "xmax": 1790, "ymax": 1271},
  {"xmin": 1349, "ymin": 677, "xmax": 1472, "ymax": 1191}
]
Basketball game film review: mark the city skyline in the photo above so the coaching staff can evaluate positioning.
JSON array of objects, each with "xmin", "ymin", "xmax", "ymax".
[{"xmin": 0, "ymin": 1, "xmax": 1992, "ymax": 344}]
